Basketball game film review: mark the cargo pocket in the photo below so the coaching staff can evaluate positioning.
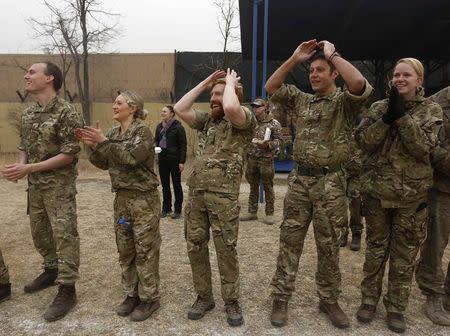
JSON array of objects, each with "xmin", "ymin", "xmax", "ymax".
[{"xmin": 218, "ymin": 204, "xmax": 240, "ymax": 246}]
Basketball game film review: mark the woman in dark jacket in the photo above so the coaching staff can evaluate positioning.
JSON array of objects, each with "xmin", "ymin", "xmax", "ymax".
[{"xmin": 155, "ymin": 105, "xmax": 187, "ymax": 219}]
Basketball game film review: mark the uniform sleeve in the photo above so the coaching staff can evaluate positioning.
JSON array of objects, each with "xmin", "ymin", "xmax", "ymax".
[
  {"xmin": 395, "ymin": 102, "xmax": 443, "ymax": 163},
  {"xmin": 87, "ymin": 146, "xmax": 109, "ymax": 170},
  {"xmin": 267, "ymin": 119, "xmax": 283, "ymax": 151},
  {"xmin": 343, "ymin": 80, "xmax": 373, "ymax": 119},
  {"xmin": 178, "ymin": 123, "xmax": 187, "ymax": 164},
  {"xmin": 96, "ymin": 125, "xmax": 153, "ymax": 166},
  {"xmin": 355, "ymin": 100, "xmax": 390, "ymax": 152},
  {"xmin": 58, "ymin": 104, "xmax": 84, "ymax": 155},
  {"xmin": 231, "ymin": 106, "xmax": 255, "ymax": 130},
  {"xmin": 432, "ymin": 112, "xmax": 450, "ymax": 175},
  {"xmin": 190, "ymin": 110, "xmax": 209, "ymax": 130}
]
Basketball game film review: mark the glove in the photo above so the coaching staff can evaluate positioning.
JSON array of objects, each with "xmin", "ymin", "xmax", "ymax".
[{"xmin": 382, "ymin": 87, "xmax": 406, "ymax": 124}]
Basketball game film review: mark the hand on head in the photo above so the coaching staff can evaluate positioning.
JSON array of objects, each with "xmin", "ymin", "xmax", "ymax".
[{"xmin": 225, "ymin": 68, "xmax": 241, "ymax": 88}]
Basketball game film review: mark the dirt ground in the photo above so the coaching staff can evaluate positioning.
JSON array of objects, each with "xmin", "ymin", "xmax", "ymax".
[{"xmin": 0, "ymin": 165, "xmax": 449, "ymax": 336}]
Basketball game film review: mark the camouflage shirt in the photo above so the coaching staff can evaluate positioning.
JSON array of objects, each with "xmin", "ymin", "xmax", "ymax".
[
  {"xmin": 247, "ymin": 111, "xmax": 282, "ymax": 159},
  {"xmin": 356, "ymin": 89, "xmax": 443, "ymax": 206},
  {"xmin": 187, "ymin": 107, "xmax": 256, "ymax": 194},
  {"xmin": 19, "ymin": 96, "xmax": 84, "ymax": 187},
  {"xmin": 89, "ymin": 119, "xmax": 159, "ymax": 192},
  {"xmin": 429, "ymin": 86, "xmax": 450, "ymax": 193},
  {"xmin": 270, "ymin": 82, "xmax": 373, "ymax": 166}
]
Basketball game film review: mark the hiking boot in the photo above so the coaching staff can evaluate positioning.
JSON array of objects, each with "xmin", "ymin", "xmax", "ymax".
[
  {"xmin": 130, "ymin": 300, "xmax": 160, "ymax": 321},
  {"xmin": 117, "ymin": 296, "xmax": 140, "ymax": 317},
  {"xmin": 319, "ymin": 300, "xmax": 350, "ymax": 329},
  {"xmin": 240, "ymin": 212, "xmax": 257, "ymax": 221},
  {"xmin": 387, "ymin": 311, "xmax": 406, "ymax": 333},
  {"xmin": 187, "ymin": 296, "xmax": 215, "ymax": 320},
  {"xmin": 350, "ymin": 232, "xmax": 361, "ymax": 251},
  {"xmin": 43, "ymin": 284, "xmax": 77, "ymax": 322},
  {"xmin": 263, "ymin": 215, "xmax": 275, "ymax": 225},
  {"xmin": 160, "ymin": 211, "xmax": 171, "ymax": 218},
  {"xmin": 225, "ymin": 300, "xmax": 243, "ymax": 327},
  {"xmin": 24, "ymin": 268, "xmax": 58, "ymax": 293},
  {"xmin": 270, "ymin": 299, "xmax": 288, "ymax": 327},
  {"xmin": 356, "ymin": 303, "xmax": 376, "ymax": 323},
  {"xmin": 0, "ymin": 283, "xmax": 11, "ymax": 303},
  {"xmin": 339, "ymin": 232, "xmax": 348, "ymax": 247},
  {"xmin": 424, "ymin": 295, "xmax": 450, "ymax": 326},
  {"xmin": 171, "ymin": 212, "xmax": 181, "ymax": 219},
  {"xmin": 444, "ymin": 293, "xmax": 450, "ymax": 311}
]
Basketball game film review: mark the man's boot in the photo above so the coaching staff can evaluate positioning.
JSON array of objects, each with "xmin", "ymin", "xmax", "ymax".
[
  {"xmin": 356, "ymin": 303, "xmax": 376, "ymax": 323},
  {"xmin": 43, "ymin": 284, "xmax": 77, "ymax": 322},
  {"xmin": 239, "ymin": 212, "xmax": 257, "ymax": 221},
  {"xmin": 225, "ymin": 300, "xmax": 243, "ymax": 327},
  {"xmin": 424, "ymin": 295, "xmax": 450, "ymax": 326},
  {"xmin": 263, "ymin": 215, "xmax": 275, "ymax": 225},
  {"xmin": 24, "ymin": 268, "xmax": 58, "ymax": 293},
  {"xmin": 187, "ymin": 296, "xmax": 215, "ymax": 320},
  {"xmin": 0, "ymin": 283, "xmax": 11, "ymax": 303},
  {"xmin": 130, "ymin": 300, "xmax": 160, "ymax": 322},
  {"xmin": 319, "ymin": 300, "xmax": 350, "ymax": 329},
  {"xmin": 270, "ymin": 299, "xmax": 288, "ymax": 327},
  {"xmin": 340, "ymin": 232, "xmax": 348, "ymax": 248},
  {"xmin": 116, "ymin": 296, "xmax": 140, "ymax": 316},
  {"xmin": 386, "ymin": 311, "xmax": 406, "ymax": 333},
  {"xmin": 444, "ymin": 293, "xmax": 450, "ymax": 311},
  {"xmin": 350, "ymin": 232, "xmax": 361, "ymax": 251}
]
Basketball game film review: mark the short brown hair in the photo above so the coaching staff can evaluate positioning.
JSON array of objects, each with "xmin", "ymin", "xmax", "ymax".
[{"xmin": 211, "ymin": 77, "xmax": 244, "ymax": 103}]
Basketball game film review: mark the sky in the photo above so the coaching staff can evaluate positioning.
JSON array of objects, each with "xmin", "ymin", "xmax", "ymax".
[{"xmin": 0, "ymin": 0, "xmax": 241, "ymax": 54}]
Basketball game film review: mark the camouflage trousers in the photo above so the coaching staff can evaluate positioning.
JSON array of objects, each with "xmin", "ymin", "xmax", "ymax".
[
  {"xmin": 271, "ymin": 169, "xmax": 347, "ymax": 303},
  {"xmin": 114, "ymin": 189, "xmax": 161, "ymax": 301},
  {"xmin": 0, "ymin": 247, "xmax": 9, "ymax": 284},
  {"xmin": 245, "ymin": 157, "xmax": 275, "ymax": 215},
  {"xmin": 185, "ymin": 188, "xmax": 240, "ymax": 304},
  {"xmin": 416, "ymin": 189, "xmax": 450, "ymax": 296},
  {"xmin": 361, "ymin": 195, "xmax": 427, "ymax": 313},
  {"xmin": 29, "ymin": 184, "xmax": 80, "ymax": 284}
]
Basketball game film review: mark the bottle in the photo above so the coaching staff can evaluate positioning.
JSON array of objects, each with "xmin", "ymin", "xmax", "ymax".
[{"xmin": 264, "ymin": 127, "xmax": 271, "ymax": 141}]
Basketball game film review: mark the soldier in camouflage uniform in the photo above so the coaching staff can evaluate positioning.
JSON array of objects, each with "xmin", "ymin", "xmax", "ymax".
[
  {"xmin": 355, "ymin": 58, "xmax": 442, "ymax": 333},
  {"xmin": 2, "ymin": 62, "xmax": 83, "ymax": 321},
  {"xmin": 0, "ymin": 247, "xmax": 11, "ymax": 303},
  {"xmin": 76, "ymin": 91, "xmax": 161, "ymax": 322},
  {"xmin": 174, "ymin": 69, "xmax": 256, "ymax": 327},
  {"xmin": 415, "ymin": 86, "xmax": 450, "ymax": 326},
  {"xmin": 240, "ymin": 97, "xmax": 282, "ymax": 225},
  {"xmin": 266, "ymin": 40, "xmax": 372, "ymax": 329}
]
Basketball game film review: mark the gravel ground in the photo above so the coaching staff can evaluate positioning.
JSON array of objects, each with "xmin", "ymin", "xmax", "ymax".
[{"xmin": 0, "ymin": 169, "xmax": 448, "ymax": 336}]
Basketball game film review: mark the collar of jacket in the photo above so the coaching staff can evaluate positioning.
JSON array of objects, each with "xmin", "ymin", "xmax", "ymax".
[
  {"xmin": 311, "ymin": 88, "xmax": 342, "ymax": 102},
  {"xmin": 36, "ymin": 95, "xmax": 59, "ymax": 112}
]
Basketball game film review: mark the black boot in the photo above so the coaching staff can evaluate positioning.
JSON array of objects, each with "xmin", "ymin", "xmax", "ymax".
[
  {"xmin": 24, "ymin": 268, "xmax": 58, "ymax": 293},
  {"xmin": 0, "ymin": 283, "xmax": 11, "ymax": 303},
  {"xmin": 43, "ymin": 284, "xmax": 77, "ymax": 322},
  {"xmin": 350, "ymin": 232, "xmax": 362, "ymax": 251}
]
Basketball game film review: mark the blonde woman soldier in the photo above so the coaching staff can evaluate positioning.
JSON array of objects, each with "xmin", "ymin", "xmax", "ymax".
[
  {"xmin": 75, "ymin": 91, "xmax": 161, "ymax": 322},
  {"xmin": 355, "ymin": 58, "xmax": 443, "ymax": 333}
]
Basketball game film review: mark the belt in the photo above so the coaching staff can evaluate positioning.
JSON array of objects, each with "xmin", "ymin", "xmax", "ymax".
[{"xmin": 297, "ymin": 164, "xmax": 342, "ymax": 176}]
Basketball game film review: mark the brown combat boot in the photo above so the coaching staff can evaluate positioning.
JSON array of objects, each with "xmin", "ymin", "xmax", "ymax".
[
  {"xmin": 116, "ymin": 296, "xmax": 140, "ymax": 316},
  {"xmin": 444, "ymin": 293, "xmax": 450, "ymax": 311},
  {"xmin": 424, "ymin": 295, "xmax": 450, "ymax": 326},
  {"xmin": 24, "ymin": 268, "xmax": 58, "ymax": 293},
  {"xmin": 263, "ymin": 215, "xmax": 275, "ymax": 225},
  {"xmin": 225, "ymin": 300, "xmax": 244, "ymax": 327},
  {"xmin": 270, "ymin": 299, "xmax": 288, "ymax": 327},
  {"xmin": 0, "ymin": 283, "xmax": 11, "ymax": 303},
  {"xmin": 386, "ymin": 311, "xmax": 406, "ymax": 333},
  {"xmin": 356, "ymin": 303, "xmax": 376, "ymax": 323},
  {"xmin": 130, "ymin": 300, "xmax": 160, "ymax": 322},
  {"xmin": 319, "ymin": 300, "xmax": 350, "ymax": 329},
  {"xmin": 240, "ymin": 212, "xmax": 257, "ymax": 221},
  {"xmin": 187, "ymin": 296, "xmax": 215, "ymax": 320},
  {"xmin": 43, "ymin": 284, "xmax": 77, "ymax": 322}
]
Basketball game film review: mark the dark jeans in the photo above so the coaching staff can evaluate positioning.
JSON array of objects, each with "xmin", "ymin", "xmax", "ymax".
[{"xmin": 158, "ymin": 160, "xmax": 183, "ymax": 213}]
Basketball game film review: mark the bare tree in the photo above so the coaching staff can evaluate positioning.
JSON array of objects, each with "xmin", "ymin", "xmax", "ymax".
[
  {"xmin": 212, "ymin": 0, "xmax": 241, "ymax": 68},
  {"xmin": 29, "ymin": 0, "xmax": 119, "ymax": 123}
]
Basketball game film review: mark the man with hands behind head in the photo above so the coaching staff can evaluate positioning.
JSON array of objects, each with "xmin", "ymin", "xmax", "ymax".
[
  {"xmin": 174, "ymin": 69, "xmax": 256, "ymax": 327},
  {"xmin": 266, "ymin": 40, "xmax": 372, "ymax": 329}
]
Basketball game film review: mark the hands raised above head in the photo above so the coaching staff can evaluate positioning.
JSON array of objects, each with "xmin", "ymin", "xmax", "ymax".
[
  {"xmin": 225, "ymin": 68, "xmax": 241, "ymax": 88},
  {"xmin": 291, "ymin": 39, "xmax": 337, "ymax": 63},
  {"xmin": 74, "ymin": 121, "xmax": 108, "ymax": 147},
  {"xmin": 203, "ymin": 70, "xmax": 227, "ymax": 89}
]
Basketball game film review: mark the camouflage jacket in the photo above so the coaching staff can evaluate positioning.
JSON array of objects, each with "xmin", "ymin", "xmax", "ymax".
[
  {"xmin": 187, "ymin": 107, "xmax": 256, "ymax": 194},
  {"xmin": 270, "ymin": 82, "xmax": 372, "ymax": 166},
  {"xmin": 19, "ymin": 96, "xmax": 83, "ymax": 187},
  {"xmin": 429, "ymin": 86, "xmax": 450, "ymax": 193},
  {"xmin": 89, "ymin": 119, "xmax": 159, "ymax": 192},
  {"xmin": 356, "ymin": 90, "xmax": 443, "ymax": 206},
  {"xmin": 247, "ymin": 111, "xmax": 282, "ymax": 159}
]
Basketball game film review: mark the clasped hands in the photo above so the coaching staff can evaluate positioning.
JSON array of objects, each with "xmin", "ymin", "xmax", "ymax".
[
  {"xmin": 382, "ymin": 87, "xmax": 406, "ymax": 124},
  {"xmin": 74, "ymin": 121, "xmax": 108, "ymax": 147}
]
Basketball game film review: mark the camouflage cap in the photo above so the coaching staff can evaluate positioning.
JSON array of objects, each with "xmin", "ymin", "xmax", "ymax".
[{"xmin": 251, "ymin": 98, "xmax": 266, "ymax": 107}]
